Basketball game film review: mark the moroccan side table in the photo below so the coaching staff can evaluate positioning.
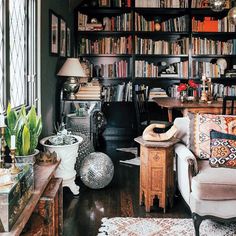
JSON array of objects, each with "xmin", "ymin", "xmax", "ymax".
[{"xmin": 135, "ymin": 136, "xmax": 179, "ymax": 213}]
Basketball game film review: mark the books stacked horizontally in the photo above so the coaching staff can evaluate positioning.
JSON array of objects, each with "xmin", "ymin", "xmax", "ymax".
[
  {"xmin": 149, "ymin": 88, "xmax": 168, "ymax": 101},
  {"xmin": 75, "ymin": 82, "xmax": 101, "ymax": 100}
]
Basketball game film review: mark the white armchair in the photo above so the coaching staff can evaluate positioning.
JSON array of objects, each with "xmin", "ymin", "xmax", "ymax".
[{"xmin": 174, "ymin": 117, "xmax": 236, "ymax": 236}]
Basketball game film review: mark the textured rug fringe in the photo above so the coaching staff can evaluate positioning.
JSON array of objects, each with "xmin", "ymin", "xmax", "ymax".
[{"xmin": 97, "ymin": 217, "xmax": 236, "ymax": 236}]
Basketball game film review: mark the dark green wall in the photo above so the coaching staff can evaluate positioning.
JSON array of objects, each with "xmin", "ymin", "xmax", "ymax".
[{"xmin": 40, "ymin": 0, "xmax": 74, "ymax": 137}]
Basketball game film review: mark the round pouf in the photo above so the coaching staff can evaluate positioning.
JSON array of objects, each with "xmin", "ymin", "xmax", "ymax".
[{"xmin": 80, "ymin": 152, "xmax": 114, "ymax": 189}]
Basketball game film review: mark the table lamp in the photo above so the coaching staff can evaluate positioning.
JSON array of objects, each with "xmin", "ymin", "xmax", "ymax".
[{"xmin": 57, "ymin": 58, "xmax": 86, "ymax": 99}]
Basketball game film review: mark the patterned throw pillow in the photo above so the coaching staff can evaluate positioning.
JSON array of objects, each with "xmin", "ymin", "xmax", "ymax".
[
  {"xmin": 188, "ymin": 113, "xmax": 236, "ymax": 159},
  {"xmin": 210, "ymin": 129, "xmax": 236, "ymax": 168}
]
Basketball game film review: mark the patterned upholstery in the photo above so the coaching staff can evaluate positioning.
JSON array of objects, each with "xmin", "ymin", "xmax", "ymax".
[
  {"xmin": 210, "ymin": 130, "xmax": 236, "ymax": 168},
  {"xmin": 188, "ymin": 113, "xmax": 236, "ymax": 159}
]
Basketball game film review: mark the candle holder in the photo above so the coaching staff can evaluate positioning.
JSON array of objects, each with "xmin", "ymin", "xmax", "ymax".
[
  {"xmin": 200, "ymin": 76, "xmax": 208, "ymax": 103},
  {"xmin": 0, "ymin": 125, "xmax": 6, "ymax": 168},
  {"xmin": 10, "ymin": 148, "xmax": 21, "ymax": 175}
]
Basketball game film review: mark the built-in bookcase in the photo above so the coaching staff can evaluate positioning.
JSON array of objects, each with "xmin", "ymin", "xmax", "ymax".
[{"xmin": 75, "ymin": 0, "xmax": 236, "ymax": 102}]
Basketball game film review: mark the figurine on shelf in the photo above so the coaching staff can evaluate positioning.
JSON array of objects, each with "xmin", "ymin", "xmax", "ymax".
[{"xmin": 200, "ymin": 75, "xmax": 208, "ymax": 103}]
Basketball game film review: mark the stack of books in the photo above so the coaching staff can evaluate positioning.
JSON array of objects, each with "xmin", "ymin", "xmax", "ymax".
[{"xmin": 75, "ymin": 82, "xmax": 101, "ymax": 100}]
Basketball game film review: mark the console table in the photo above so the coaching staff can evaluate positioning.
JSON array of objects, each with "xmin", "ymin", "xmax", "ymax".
[
  {"xmin": 0, "ymin": 162, "xmax": 60, "ymax": 236},
  {"xmin": 153, "ymin": 97, "xmax": 225, "ymax": 122},
  {"xmin": 135, "ymin": 136, "xmax": 179, "ymax": 213}
]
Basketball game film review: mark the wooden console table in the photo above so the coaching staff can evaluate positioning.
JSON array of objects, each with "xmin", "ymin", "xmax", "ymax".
[
  {"xmin": 153, "ymin": 97, "xmax": 225, "ymax": 122},
  {"xmin": 0, "ymin": 162, "xmax": 60, "ymax": 236},
  {"xmin": 135, "ymin": 136, "xmax": 179, "ymax": 213}
]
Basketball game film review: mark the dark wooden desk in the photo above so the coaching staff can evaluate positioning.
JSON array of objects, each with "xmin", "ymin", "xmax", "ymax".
[
  {"xmin": 152, "ymin": 97, "xmax": 225, "ymax": 122},
  {"xmin": 0, "ymin": 162, "xmax": 60, "ymax": 236}
]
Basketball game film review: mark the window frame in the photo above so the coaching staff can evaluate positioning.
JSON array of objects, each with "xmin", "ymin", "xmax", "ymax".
[{"xmin": 0, "ymin": 0, "xmax": 38, "ymax": 112}]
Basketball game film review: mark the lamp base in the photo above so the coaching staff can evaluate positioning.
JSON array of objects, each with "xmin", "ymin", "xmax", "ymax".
[{"xmin": 63, "ymin": 77, "xmax": 80, "ymax": 100}]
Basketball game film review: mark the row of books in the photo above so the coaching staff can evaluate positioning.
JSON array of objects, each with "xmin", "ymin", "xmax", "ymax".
[
  {"xmin": 191, "ymin": 0, "xmax": 231, "ymax": 8},
  {"xmin": 135, "ymin": 13, "xmax": 188, "ymax": 32},
  {"xmin": 192, "ymin": 37, "xmax": 235, "ymax": 55},
  {"xmin": 192, "ymin": 16, "xmax": 236, "ymax": 32},
  {"xmin": 98, "ymin": 0, "xmax": 131, "ymax": 7},
  {"xmin": 192, "ymin": 61, "xmax": 221, "ymax": 78},
  {"xmin": 103, "ymin": 14, "xmax": 132, "ymax": 31},
  {"xmin": 102, "ymin": 82, "xmax": 132, "ymax": 102},
  {"xmin": 79, "ymin": 36, "xmax": 132, "ymax": 54},
  {"xmin": 78, "ymin": 13, "xmax": 132, "ymax": 31},
  {"xmin": 135, "ymin": 37, "xmax": 189, "ymax": 55},
  {"xmin": 135, "ymin": 60, "xmax": 188, "ymax": 78},
  {"xmin": 135, "ymin": 0, "xmax": 189, "ymax": 8},
  {"xmin": 135, "ymin": 60, "xmax": 159, "ymax": 77},
  {"xmin": 99, "ymin": 60, "xmax": 129, "ymax": 78}
]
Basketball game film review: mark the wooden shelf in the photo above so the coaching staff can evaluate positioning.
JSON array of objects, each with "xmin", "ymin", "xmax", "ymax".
[
  {"xmin": 78, "ymin": 54, "xmax": 132, "ymax": 57},
  {"xmin": 78, "ymin": 7, "xmax": 131, "ymax": 14},
  {"xmin": 192, "ymin": 54, "xmax": 235, "ymax": 58},
  {"xmin": 78, "ymin": 31, "xmax": 133, "ymax": 36}
]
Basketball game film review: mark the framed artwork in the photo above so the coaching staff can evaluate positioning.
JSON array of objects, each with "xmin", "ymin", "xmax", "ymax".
[
  {"xmin": 49, "ymin": 10, "xmax": 59, "ymax": 55},
  {"xmin": 59, "ymin": 18, "xmax": 66, "ymax": 57},
  {"xmin": 67, "ymin": 27, "xmax": 71, "ymax": 57}
]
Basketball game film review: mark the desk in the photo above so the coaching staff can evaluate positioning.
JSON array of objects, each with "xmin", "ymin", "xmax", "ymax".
[
  {"xmin": 0, "ymin": 162, "xmax": 60, "ymax": 236},
  {"xmin": 153, "ymin": 97, "xmax": 225, "ymax": 122}
]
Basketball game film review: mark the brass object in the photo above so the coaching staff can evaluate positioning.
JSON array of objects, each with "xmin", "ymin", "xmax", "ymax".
[
  {"xmin": 36, "ymin": 151, "xmax": 57, "ymax": 166},
  {"xmin": 0, "ymin": 126, "xmax": 6, "ymax": 168},
  {"xmin": 10, "ymin": 149, "xmax": 21, "ymax": 175}
]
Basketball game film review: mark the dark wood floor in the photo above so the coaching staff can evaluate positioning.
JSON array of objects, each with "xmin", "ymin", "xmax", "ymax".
[{"xmin": 63, "ymin": 140, "xmax": 191, "ymax": 236}]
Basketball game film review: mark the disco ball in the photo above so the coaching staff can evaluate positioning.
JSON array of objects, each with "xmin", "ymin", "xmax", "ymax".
[
  {"xmin": 80, "ymin": 152, "xmax": 114, "ymax": 189},
  {"xmin": 228, "ymin": 7, "xmax": 236, "ymax": 25},
  {"xmin": 209, "ymin": 0, "xmax": 226, "ymax": 12}
]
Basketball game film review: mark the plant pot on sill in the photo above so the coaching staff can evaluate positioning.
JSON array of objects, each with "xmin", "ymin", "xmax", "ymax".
[
  {"xmin": 15, "ymin": 149, "xmax": 40, "ymax": 165},
  {"xmin": 40, "ymin": 135, "xmax": 83, "ymax": 195}
]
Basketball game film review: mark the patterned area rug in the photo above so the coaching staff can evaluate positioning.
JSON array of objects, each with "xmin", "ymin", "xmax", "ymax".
[
  {"xmin": 116, "ymin": 147, "xmax": 140, "ymax": 166},
  {"xmin": 97, "ymin": 217, "xmax": 236, "ymax": 236}
]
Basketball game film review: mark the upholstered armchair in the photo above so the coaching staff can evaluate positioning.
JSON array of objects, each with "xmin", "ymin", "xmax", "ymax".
[{"xmin": 174, "ymin": 115, "xmax": 236, "ymax": 236}]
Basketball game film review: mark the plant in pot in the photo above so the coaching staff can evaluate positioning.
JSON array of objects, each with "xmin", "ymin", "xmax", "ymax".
[
  {"xmin": 5, "ymin": 104, "xmax": 42, "ymax": 164},
  {"xmin": 40, "ymin": 123, "xmax": 83, "ymax": 195}
]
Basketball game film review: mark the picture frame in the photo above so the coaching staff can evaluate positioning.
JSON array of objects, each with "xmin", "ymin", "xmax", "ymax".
[
  {"xmin": 66, "ymin": 27, "xmax": 71, "ymax": 57},
  {"xmin": 59, "ymin": 18, "xmax": 67, "ymax": 57},
  {"xmin": 49, "ymin": 10, "xmax": 59, "ymax": 56}
]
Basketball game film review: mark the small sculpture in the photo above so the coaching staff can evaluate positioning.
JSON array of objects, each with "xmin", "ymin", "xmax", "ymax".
[{"xmin": 142, "ymin": 124, "xmax": 178, "ymax": 142}]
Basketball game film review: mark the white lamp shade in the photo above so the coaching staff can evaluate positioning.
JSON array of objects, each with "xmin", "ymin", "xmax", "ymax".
[{"xmin": 57, "ymin": 58, "xmax": 86, "ymax": 77}]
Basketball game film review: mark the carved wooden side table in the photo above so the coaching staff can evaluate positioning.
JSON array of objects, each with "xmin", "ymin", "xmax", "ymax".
[{"xmin": 135, "ymin": 136, "xmax": 179, "ymax": 213}]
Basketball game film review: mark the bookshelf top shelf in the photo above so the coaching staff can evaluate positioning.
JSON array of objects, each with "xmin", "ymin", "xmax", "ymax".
[
  {"xmin": 78, "ymin": 7, "xmax": 131, "ymax": 14},
  {"xmin": 134, "ymin": 7, "xmax": 188, "ymax": 14}
]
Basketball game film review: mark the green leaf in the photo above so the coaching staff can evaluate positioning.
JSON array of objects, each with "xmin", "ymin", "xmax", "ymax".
[
  {"xmin": 4, "ymin": 127, "xmax": 11, "ymax": 149},
  {"xmin": 21, "ymin": 125, "xmax": 30, "ymax": 156},
  {"xmin": 6, "ymin": 103, "xmax": 18, "ymax": 132},
  {"xmin": 35, "ymin": 117, "xmax": 42, "ymax": 136},
  {"xmin": 28, "ymin": 106, "xmax": 37, "ymax": 132}
]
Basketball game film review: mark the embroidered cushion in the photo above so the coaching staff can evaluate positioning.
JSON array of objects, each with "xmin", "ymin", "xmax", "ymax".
[
  {"xmin": 188, "ymin": 113, "xmax": 236, "ymax": 159},
  {"xmin": 209, "ymin": 130, "xmax": 236, "ymax": 168}
]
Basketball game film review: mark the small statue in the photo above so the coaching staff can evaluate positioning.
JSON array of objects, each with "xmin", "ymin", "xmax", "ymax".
[{"xmin": 142, "ymin": 124, "xmax": 178, "ymax": 142}]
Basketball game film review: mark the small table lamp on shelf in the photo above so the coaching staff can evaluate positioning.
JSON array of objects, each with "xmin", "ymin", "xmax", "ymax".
[{"xmin": 57, "ymin": 58, "xmax": 86, "ymax": 100}]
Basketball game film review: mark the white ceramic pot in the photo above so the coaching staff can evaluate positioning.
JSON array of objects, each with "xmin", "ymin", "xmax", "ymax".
[
  {"xmin": 15, "ymin": 149, "xmax": 40, "ymax": 165},
  {"xmin": 40, "ymin": 135, "xmax": 83, "ymax": 195}
]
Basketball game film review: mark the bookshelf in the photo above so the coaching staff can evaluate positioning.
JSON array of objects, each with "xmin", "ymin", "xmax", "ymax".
[{"xmin": 73, "ymin": 0, "xmax": 236, "ymax": 137}]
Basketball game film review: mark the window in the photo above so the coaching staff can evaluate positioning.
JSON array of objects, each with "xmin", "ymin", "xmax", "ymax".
[{"xmin": 0, "ymin": 0, "xmax": 37, "ymax": 111}]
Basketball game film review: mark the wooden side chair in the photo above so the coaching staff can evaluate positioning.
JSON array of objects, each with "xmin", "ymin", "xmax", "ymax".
[
  {"xmin": 222, "ymin": 96, "xmax": 236, "ymax": 115},
  {"xmin": 133, "ymin": 89, "xmax": 171, "ymax": 135}
]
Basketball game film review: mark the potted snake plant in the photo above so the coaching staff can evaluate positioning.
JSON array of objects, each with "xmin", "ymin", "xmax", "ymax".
[{"xmin": 5, "ymin": 103, "xmax": 42, "ymax": 164}]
